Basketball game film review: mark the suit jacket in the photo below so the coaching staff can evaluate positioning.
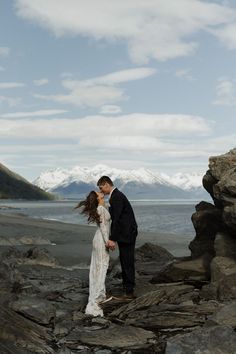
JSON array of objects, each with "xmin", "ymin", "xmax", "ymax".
[{"xmin": 109, "ymin": 188, "xmax": 138, "ymax": 243}]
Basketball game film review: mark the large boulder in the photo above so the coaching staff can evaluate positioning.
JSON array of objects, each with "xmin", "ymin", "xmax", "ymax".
[
  {"xmin": 190, "ymin": 148, "xmax": 236, "ymax": 304},
  {"xmin": 204, "ymin": 148, "xmax": 236, "ymax": 235},
  {"xmin": 189, "ymin": 201, "xmax": 222, "ymax": 258},
  {"xmin": 208, "ymin": 148, "xmax": 236, "ymax": 181},
  {"xmin": 135, "ymin": 242, "xmax": 174, "ymax": 276},
  {"xmin": 151, "ymin": 256, "xmax": 210, "ymax": 284}
]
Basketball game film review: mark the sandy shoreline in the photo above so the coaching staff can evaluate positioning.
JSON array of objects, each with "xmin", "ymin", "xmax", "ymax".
[{"xmin": 0, "ymin": 213, "xmax": 191, "ymax": 266}]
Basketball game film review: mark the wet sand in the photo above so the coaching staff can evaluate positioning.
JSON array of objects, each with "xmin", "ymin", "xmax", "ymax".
[{"xmin": 0, "ymin": 213, "xmax": 191, "ymax": 267}]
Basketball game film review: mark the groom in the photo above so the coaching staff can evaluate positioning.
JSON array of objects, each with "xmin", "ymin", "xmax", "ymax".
[{"xmin": 97, "ymin": 176, "xmax": 138, "ymax": 299}]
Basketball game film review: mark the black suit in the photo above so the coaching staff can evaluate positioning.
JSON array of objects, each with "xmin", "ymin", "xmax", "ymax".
[{"xmin": 109, "ymin": 188, "xmax": 138, "ymax": 294}]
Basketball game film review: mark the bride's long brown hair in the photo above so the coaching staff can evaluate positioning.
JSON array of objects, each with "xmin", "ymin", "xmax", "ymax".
[{"xmin": 75, "ymin": 191, "xmax": 100, "ymax": 225}]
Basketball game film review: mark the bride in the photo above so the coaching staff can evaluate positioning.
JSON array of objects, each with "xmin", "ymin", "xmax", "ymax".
[{"xmin": 75, "ymin": 191, "xmax": 110, "ymax": 317}]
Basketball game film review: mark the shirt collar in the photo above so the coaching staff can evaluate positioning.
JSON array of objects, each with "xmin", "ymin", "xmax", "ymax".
[{"xmin": 109, "ymin": 187, "xmax": 116, "ymax": 199}]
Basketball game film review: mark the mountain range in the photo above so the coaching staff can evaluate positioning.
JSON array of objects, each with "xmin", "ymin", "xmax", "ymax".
[
  {"xmin": 0, "ymin": 163, "xmax": 54, "ymax": 200},
  {"xmin": 33, "ymin": 165, "xmax": 208, "ymax": 199}
]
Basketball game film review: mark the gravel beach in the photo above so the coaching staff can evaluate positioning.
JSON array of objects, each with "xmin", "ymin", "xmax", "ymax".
[{"xmin": 0, "ymin": 213, "xmax": 190, "ymax": 268}]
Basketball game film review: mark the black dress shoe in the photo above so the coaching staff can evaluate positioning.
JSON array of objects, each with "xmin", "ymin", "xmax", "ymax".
[{"xmin": 117, "ymin": 293, "xmax": 136, "ymax": 301}]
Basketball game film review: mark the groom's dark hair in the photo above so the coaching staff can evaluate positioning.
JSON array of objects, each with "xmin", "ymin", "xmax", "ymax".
[{"xmin": 97, "ymin": 176, "xmax": 114, "ymax": 186}]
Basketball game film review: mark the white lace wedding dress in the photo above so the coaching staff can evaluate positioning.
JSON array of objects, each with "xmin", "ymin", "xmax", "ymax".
[{"xmin": 85, "ymin": 205, "xmax": 110, "ymax": 317}]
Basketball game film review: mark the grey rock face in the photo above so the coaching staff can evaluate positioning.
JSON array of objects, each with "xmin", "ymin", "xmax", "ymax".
[
  {"xmin": 214, "ymin": 232, "xmax": 236, "ymax": 259},
  {"xmin": 207, "ymin": 301, "xmax": 236, "ymax": 328},
  {"xmin": 166, "ymin": 325, "xmax": 236, "ymax": 354},
  {"xmin": 211, "ymin": 256, "xmax": 236, "ymax": 300}
]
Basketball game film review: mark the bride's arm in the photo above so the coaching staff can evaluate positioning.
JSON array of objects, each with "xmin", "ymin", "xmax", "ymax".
[{"xmin": 97, "ymin": 206, "xmax": 109, "ymax": 245}]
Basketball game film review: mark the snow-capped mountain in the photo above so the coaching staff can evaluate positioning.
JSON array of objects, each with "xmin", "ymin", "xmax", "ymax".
[
  {"xmin": 161, "ymin": 172, "xmax": 204, "ymax": 191},
  {"xmin": 34, "ymin": 165, "xmax": 172, "ymax": 190},
  {"xmin": 33, "ymin": 165, "xmax": 207, "ymax": 199}
]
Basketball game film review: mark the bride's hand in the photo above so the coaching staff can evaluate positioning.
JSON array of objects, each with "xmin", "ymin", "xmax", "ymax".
[{"xmin": 106, "ymin": 240, "xmax": 116, "ymax": 251}]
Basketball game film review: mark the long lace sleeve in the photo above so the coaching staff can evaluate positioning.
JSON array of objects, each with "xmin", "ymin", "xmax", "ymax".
[{"xmin": 97, "ymin": 206, "xmax": 109, "ymax": 244}]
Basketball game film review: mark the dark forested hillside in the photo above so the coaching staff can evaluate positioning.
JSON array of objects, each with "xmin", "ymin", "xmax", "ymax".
[{"xmin": 0, "ymin": 163, "xmax": 54, "ymax": 200}]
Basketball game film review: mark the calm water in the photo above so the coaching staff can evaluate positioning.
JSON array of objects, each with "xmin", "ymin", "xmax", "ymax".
[{"xmin": 0, "ymin": 199, "xmax": 197, "ymax": 237}]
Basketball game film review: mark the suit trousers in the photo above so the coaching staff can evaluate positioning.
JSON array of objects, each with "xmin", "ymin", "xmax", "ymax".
[{"xmin": 117, "ymin": 241, "xmax": 136, "ymax": 294}]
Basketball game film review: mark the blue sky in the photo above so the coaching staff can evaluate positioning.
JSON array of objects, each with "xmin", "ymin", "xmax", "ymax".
[{"xmin": 1, "ymin": 0, "xmax": 236, "ymax": 181}]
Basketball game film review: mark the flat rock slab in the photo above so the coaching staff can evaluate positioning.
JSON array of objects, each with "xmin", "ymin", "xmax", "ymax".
[
  {"xmin": 9, "ymin": 296, "xmax": 56, "ymax": 325},
  {"xmin": 17, "ymin": 264, "xmax": 84, "ymax": 293},
  {"xmin": 65, "ymin": 324, "xmax": 156, "ymax": 350},
  {"xmin": 166, "ymin": 325, "xmax": 236, "ymax": 354}
]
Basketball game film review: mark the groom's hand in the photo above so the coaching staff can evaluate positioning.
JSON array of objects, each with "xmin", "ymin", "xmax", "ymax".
[{"xmin": 106, "ymin": 240, "xmax": 116, "ymax": 251}]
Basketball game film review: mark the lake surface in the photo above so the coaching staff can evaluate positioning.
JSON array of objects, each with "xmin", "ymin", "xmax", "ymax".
[{"xmin": 0, "ymin": 199, "xmax": 198, "ymax": 237}]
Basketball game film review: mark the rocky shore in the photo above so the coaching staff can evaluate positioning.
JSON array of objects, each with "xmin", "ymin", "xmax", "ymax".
[{"xmin": 1, "ymin": 149, "xmax": 236, "ymax": 353}]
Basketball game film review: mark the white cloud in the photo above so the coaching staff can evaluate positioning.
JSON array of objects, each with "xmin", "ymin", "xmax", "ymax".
[
  {"xmin": 33, "ymin": 78, "xmax": 49, "ymax": 86},
  {"xmin": 0, "ymin": 47, "xmax": 10, "ymax": 57},
  {"xmin": 0, "ymin": 113, "xmax": 212, "ymax": 141},
  {"xmin": 175, "ymin": 68, "xmax": 194, "ymax": 81},
  {"xmin": 0, "ymin": 109, "xmax": 68, "ymax": 119},
  {"xmin": 100, "ymin": 105, "xmax": 122, "ymax": 114},
  {"xmin": 87, "ymin": 68, "xmax": 157, "ymax": 85},
  {"xmin": 34, "ymin": 68, "xmax": 156, "ymax": 107},
  {"xmin": 0, "ymin": 95, "xmax": 22, "ymax": 107},
  {"xmin": 14, "ymin": 0, "xmax": 236, "ymax": 63},
  {"xmin": 34, "ymin": 85, "xmax": 125, "ymax": 108},
  {"xmin": 0, "ymin": 143, "xmax": 77, "ymax": 154},
  {"xmin": 0, "ymin": 82, "xmax": 25, "ymax": 89},
  {"xmin": 213, "ymin": 77, "xmax": 236, "ymax": 105},
  {"xmin": 211, "ymin": 23, "xmax": 236, "ymax": 50},
  {"xmin": 0, "ymin": 113, "xmax": 214, "ymax": 174}
]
